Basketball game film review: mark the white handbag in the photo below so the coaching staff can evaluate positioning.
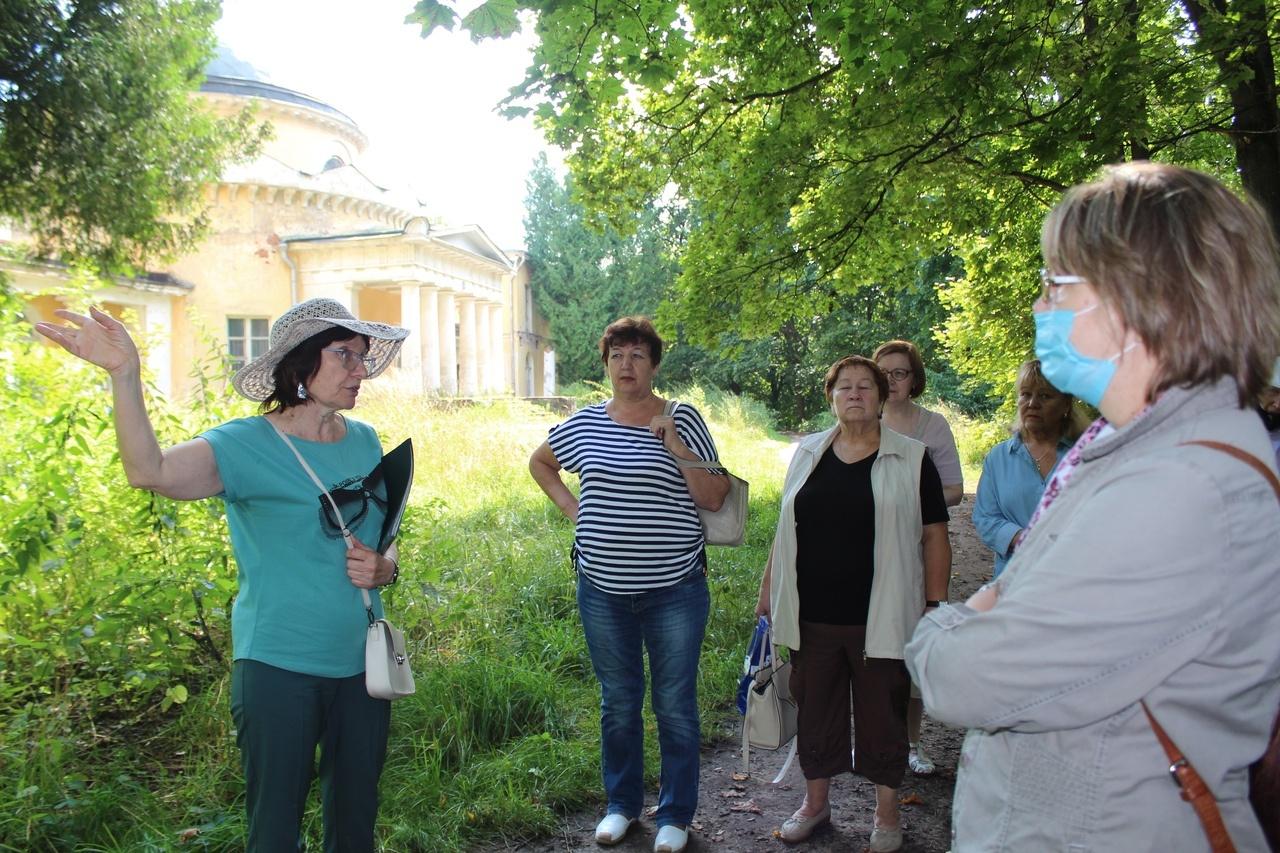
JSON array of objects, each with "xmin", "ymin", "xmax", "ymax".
[
  {"xmin": 271, "ymin": 421, "xmax": 416, "ymax": 701},
  {"xmin": 741, "ymin": 622, "xmax": 798, "ymax": 781},
  {"xmin": 664, "ymin": 400, "xmax": 749, "ymax": 546},
  {"xmin": 364, "ymin": 611, "xmax": 416, "ymax": 700}
]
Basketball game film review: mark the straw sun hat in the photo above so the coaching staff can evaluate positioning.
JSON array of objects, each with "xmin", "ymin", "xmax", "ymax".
[{"xmin": 231, "ymin": 298, "xmax": 409, "ymax": 401}]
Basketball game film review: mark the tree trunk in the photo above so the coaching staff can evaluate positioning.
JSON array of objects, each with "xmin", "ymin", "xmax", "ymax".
[{"xmin": 1181, "ymin": 0, "xmax": 1280, "ymax": 236}]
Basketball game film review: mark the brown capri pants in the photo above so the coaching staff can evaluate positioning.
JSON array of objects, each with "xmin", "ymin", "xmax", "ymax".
[{"xmin": 789, "ymin": 621, "xmax": 910, "ymax": 788}]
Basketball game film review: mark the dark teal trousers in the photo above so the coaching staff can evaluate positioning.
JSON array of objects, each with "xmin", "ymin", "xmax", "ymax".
[{"xmin": 231, "ymin": 659, "xmax": 391, "ymax": 853}]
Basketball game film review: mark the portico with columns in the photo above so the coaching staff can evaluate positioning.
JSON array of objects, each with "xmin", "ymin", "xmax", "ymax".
[
  {"xmin": 17, "ymin": 47, "xmax": 557, "ymax": 400},
  {"xmin": 282, "ymin": 218, "xmax": 520, "ymax": 396}
]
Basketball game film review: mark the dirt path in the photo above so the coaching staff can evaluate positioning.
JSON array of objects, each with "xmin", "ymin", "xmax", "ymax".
[{"xmin": 483, "ymin": 495, "xmax": 991, "ymax": 853}]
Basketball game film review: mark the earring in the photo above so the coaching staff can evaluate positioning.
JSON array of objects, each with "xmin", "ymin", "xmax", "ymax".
[{"xmin": 296, "ymin": 382, "xmax": 308, "ymax": 400}]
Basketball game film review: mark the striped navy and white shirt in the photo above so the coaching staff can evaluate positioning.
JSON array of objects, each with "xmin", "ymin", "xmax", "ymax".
[{"xmin": 548, "ymin": 400, "xmax": 722, "ymax": 593}]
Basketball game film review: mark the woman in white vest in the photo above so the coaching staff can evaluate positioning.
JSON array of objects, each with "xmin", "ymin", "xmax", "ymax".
[{"xmin": 755, "ymin": 355, "xmax": 952, "ymax": 851}]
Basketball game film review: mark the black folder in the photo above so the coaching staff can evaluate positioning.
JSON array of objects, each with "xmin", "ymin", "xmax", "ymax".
[{"xmin": 377, "ymin": 438, "xmax": 414, "ymax": 554}]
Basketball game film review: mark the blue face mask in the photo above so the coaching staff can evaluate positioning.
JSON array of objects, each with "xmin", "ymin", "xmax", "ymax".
[{"xmin": 1033, "ymin": 305, "xmax": 1127, "ymax": 408}]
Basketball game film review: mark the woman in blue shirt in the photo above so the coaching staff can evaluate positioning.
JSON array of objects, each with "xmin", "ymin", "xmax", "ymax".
[{"xmin": 973, "ymin": 359, "xmax": 1087, "ymax": 577}]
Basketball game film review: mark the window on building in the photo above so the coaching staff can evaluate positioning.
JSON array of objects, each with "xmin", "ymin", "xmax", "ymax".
[{"xmin": 228, "ymin": 317, "xmax": 269, "ymax": 371}]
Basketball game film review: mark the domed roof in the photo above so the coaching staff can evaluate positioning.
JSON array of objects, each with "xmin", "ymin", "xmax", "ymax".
[{"xmin": 202, "ymin": 45, "xmax": 358, "ymax": 129}]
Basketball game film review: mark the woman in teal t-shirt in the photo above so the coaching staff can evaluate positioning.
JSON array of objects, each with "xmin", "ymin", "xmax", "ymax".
[{"xmin": 36, "ymin": 298, "xmax": 409, "ymax": 853}]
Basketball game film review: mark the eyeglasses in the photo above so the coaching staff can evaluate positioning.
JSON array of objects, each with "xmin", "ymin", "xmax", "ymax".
[
  {"xmin": 883, "ymin": 368, "xmax": 912, "ymax": 382},
  {"xmin": 1040, "ymin": 268, "xmax": 1087, "ymax": 304},
  {"xmin": 323, "ymin": 347, "xmax": 376, "ymax": 371}
]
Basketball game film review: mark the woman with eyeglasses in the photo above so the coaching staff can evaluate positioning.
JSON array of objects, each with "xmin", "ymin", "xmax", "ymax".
[
  {"xmin": 871, "ymin": 339, "xmax": 963, "ymax": 778},
  {"xmin": 874, "ymin": 341, "xmax": 964, "ymax": 509},
  {"xmin": 36, "ymin": 297, "xmax": 409, "ymax": 852},
  {"xmin": 906, "ymin": 162, "xmax": 1280, "ymax": 852},
  {"xmin": 972, "ymin": 359, "xmax": 1088, "ymax": 579}
]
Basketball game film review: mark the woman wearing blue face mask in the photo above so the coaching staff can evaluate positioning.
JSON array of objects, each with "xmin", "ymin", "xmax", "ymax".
[{"xmin": 905, "ymin": 162, "xmax": 1280, "ymax": 852}]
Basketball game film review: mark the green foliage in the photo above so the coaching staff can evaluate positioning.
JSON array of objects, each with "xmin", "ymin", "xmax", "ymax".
[
  {"xmin": 526, "ymin": 157, "xmax": 997, "ymax": 427},
  {"xmin": 416, "ymin": 0, "xmax": 1276, "ymax": 405},
  {"xmin": 524, "ymin": 154, "xmax": 680, "ymax": 386},
  {"xmin": 0, "ymin": 318, "xmax": 799, "ymax": 849},
  {"xmin": 0, "ymin": 0, "xmax": 264, "ymax": 272}
]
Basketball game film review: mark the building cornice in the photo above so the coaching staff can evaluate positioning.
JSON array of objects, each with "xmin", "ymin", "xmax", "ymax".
[
  {"xmin": 206, "ymin": 181, "xmax": 413, "ymax": 229},
  {"xmin": 0, "ymin": 256, "xmax": 194, "ymax": 295},
  {"xmin": 201, "ymin": 90, "xmax": 368, "ymax": 153}
]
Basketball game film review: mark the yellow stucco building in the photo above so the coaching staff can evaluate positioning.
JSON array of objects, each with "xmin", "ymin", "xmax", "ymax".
[{"xmin": 11, "ymin": 49, "xmax": 555, "ymax": 399}]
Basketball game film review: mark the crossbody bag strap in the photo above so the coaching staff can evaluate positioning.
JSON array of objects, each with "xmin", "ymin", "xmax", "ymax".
[
  {"xmin": 1141, "ymin": 701, "xmax": 1237, "ymax": 853},
  {"xmin": 1134, "ymin": 439, "xmax": 1280, "ymax": 853},
  {"xmin": 268, "ymin": 418, "xmax": 375, "ymax": 618},
  {"xmin": 1180, "ymin": 440, "xmax": 1280, "ymax": 502}
]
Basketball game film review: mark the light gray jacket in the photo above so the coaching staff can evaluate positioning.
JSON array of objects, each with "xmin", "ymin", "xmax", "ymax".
[{"xmin": 906, "ymin": 379, "xmax": 1280, "ymax": 852}]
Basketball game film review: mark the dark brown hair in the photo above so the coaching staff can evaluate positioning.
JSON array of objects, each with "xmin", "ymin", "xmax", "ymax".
[
  {"xmin": 873, "ymin": 340, "xmax": 927, "ymax": 398},
  {"xmin": 1042, "ymin": 162, "xmax": 1280, "ymax": 404},
  {"xmin": 823, "ymin": 355, "xmax": 889, "ymax": 405},
  {"xmin": 599, "ymin": 316, "xmax": 664, "ymax": 367},
  {"xmin": 262, "ymin": 327, "xmax": 370, "ymax": 413}
]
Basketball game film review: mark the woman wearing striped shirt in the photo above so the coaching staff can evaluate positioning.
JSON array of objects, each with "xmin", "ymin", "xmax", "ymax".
[{"xmin": 529, "ymin": 316, "xmax": 729, "ymax": 853}]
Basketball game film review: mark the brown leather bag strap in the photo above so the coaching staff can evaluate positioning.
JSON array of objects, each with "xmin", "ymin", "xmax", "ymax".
[
  {"xmin": 1146, "ymin": 439, "xmax": 1280, "ymax": 852},
  {"xmin": 1180, "ymin": 440, "xmax": 1280, "ymax": 502},
  {"xmin": 1141, "ymin": 701, "xmax": 1238, "ymax": 853}
]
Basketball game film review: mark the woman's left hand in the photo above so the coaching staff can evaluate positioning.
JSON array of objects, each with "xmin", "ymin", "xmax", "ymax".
[{"xmin": 346, "ymin": 534, "xmax": 394, "ymax": 588}]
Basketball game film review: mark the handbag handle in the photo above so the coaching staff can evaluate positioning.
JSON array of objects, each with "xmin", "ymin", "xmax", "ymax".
[
  {"xmin": 268, "ymin": 418, "xmax": 376, "ymax": 620},
  {"xmin": 661, "ymin": 399, "xmax": 727, "ymax": 471}
]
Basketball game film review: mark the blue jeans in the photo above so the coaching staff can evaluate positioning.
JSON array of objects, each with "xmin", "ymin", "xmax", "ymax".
[{"xmin": 577, "ymin": 571, "xmax": 709, "ymax": 828}]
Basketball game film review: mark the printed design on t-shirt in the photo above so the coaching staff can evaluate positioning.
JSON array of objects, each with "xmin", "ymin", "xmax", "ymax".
[{"xmin": 316, "ymin": 460, "xmax": 388, "ymax": 539}]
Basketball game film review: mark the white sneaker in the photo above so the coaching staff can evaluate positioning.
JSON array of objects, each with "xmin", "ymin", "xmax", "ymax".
[
  {"xmin": 654, "ymin": 824, "xmax": 688, "ymax": 853},
  {"xmin": 595, "ymin": 813, "xmax": 636, "ymax": 846},
  {"xmin": 908, "ymin": 743, "xmax": 935, "ymax": 775}
]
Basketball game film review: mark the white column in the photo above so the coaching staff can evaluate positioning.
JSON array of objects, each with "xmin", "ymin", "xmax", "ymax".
[
  {"xmin": 438, "ymin": 290, "xmax": 457, "ymax": 395},
  {"xmin": 543, "ymin": 350, "xmax": 557, "ymax": 395},
  {"xmin": 475, "ymin": 301, "xmax": 492, "ymax": 394},
  {"xmin": 419, "ymin": 285, "xmax": 440, "ymax": 393},
  {"xmin": 488, "ymin": 303, "xmax": 505, "ymax": 393},
  {"xmin": 457, "ymin": 295, "xmax": 478, "ymax": 396},
  {"xmin": 143, "ymin": 299, "xmax": 173, "ymax": 396},
  {"xmin": 398, "ymin": 284, "xmax": 423, "ymax": 393},
  {"xmin": 300, "ymin": 282, "xmax": 354, "ymax": 309}
]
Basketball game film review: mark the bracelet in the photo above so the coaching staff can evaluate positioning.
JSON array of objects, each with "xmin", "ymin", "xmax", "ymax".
[
  {"xmin": 384, "ymin": 558, "xmax": 400, "ymax": 587},
  {"xmin": 925, "ymin": 599, "xmax": 945, "ymax": 608}
]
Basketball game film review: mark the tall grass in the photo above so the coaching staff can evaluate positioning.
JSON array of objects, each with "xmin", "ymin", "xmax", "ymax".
[{"xmin": 0, "ymin": 383, "xmax": 793, "ymax": 851}]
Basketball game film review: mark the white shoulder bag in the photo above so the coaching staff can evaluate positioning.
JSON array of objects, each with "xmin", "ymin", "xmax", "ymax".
[
  {"xmin": 663, "ymin": 400, "xmax": 749, "ymax": 546},
  {"xmin": 270, "ymin": 421, "xmax": 416, "ymax": 701}
]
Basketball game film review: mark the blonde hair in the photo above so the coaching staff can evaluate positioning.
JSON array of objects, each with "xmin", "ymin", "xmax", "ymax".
[
  {"xmin": 1041, "ymin": 162, "xmax": 1280, "ymax": 404},
  {"xmin": 1011, "ymin": 359, "xmax": 1090, "ymax": 441}
]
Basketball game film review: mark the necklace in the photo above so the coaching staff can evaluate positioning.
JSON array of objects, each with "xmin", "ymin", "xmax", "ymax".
[{"xmin": 1028, "ymin": 441, "xmax": 1056, "ymax": 468}]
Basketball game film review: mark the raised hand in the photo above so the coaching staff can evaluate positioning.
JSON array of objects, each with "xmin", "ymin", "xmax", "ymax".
[{"xmin": 34, "ymin": 306, "xmax": 141, "ymax": 377}]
